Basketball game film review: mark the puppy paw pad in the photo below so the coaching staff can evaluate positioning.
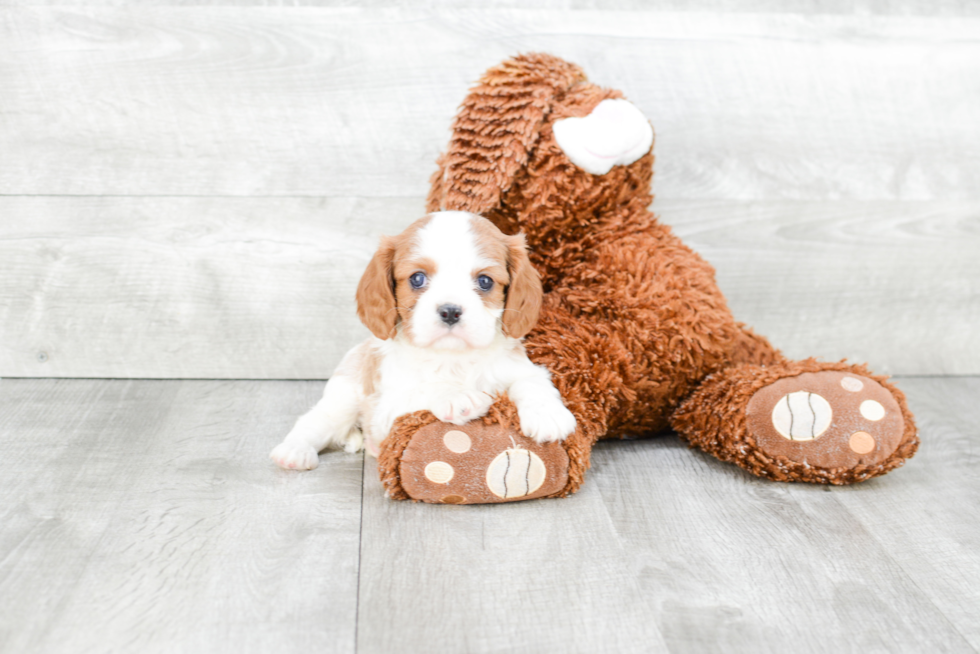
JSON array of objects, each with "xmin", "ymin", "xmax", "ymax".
[{"xmin": 270, "ymin": 442, "xmax": 319, "ymax": 471}]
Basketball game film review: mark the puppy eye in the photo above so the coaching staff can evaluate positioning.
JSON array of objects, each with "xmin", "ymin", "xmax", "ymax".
[
  {"xmin": 476, "ymin": 275, "xmax": 494, "ymax": 291},
  {"xmin": 409, "ymin": 272, "xmax": 427, "ymax": 289}
]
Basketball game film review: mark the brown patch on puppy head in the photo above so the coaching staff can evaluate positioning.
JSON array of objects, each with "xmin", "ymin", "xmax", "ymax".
[
  {"xmin": 466, "ymin": 215, "xmax": 509, "ymax": 312},
  {"xmin": 475, "ymin": 261, "xmax": 508, "ymax": 313},
  {"xmin": 465, "ymin": 214, "xmax": 542, "ymax": 338},
  {"xmin": 392, "ymin": 255, "xmax": 437, "ymax": 342},
  {"xmin": 355, "ymin": 216, "xmax": 433, "ymax": 340}
]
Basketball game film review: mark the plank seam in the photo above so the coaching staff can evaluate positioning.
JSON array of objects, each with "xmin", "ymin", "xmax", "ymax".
[{"xmin": 354, "ymin": 452, "xmax": 366, "ymax": 654}]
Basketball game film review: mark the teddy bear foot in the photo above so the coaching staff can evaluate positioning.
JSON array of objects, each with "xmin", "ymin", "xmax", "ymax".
[
  {"xmin": 672, "ymin": 362, "xmax": 919, "ymax": 484},
  {"xmin": 395, "ymin": 420, "xmax": 569, "ymax": 504},
  {"xmin": 745, "ymin": 370, "xmax": 906, "ymax": 471}
]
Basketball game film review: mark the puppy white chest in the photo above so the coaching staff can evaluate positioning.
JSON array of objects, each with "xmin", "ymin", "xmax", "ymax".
[{"xmin": 376, "ymin": 337, "xmax": 512, "ymax": 405}]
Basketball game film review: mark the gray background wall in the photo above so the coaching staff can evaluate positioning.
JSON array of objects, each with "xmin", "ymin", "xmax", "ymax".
[{"xmin": 2, "ymin": 5, "xmax": 977, "ymax": 378}]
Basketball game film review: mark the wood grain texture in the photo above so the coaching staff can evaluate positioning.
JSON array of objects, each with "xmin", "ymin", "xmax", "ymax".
[
  {"xmin": 6, "ymin": 1, "xmax": 980, "ymax": 14},
  {"xmin": 0, "ymin": 377, "xmax": 976, "ymax": 653},
  {"xmin": 831, "ymin": 376, "xmax": 980, "ymax": 650},
  {"xmin": 0, "ymin": 378, "xmax": 362, "ymax": 654},
  {"xmin": 0, "ymin": 196, "xmax": 416, "ymax": 378},
  {"xmin": 584, "ymin": 433, "xmax": 977, "ymax": 651},
  {"xmin": 355, "ymin": 375, "xmax": 979, "ymax": 653},
  {"xmin": 1, "ymin": 196, "xmax": 975, "ymax": 378},
  {"xmin": 355, "ymin": 456, "xmax": 671, "ymax": 654},
  {"xmin": 1, "ymin": 9, "xmax": 978, "ymax": 200},
  {"xmin": 663, "ymin": 198, "xmax": 980, "ymax": 377}
]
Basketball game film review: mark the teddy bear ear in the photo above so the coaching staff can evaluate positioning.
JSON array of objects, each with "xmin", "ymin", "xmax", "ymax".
[{"xmin": 426, "ymin": 53, "xmax": 587, "ymax": 216}]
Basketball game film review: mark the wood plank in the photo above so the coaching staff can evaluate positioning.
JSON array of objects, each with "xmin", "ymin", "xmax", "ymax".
[
  {"xmin": 0, "ymin": 378, "xmax": 363, "ymax": 654},
  {"xmin": 1, "ymin": 196, "xmax": 975, "ymax": 378},
  {"xmin": 583, "ymin": 383, "xmax": 978, "ymax": 652},
  {"xmin": 0, "ymin": 377, "xmax": 975, "ymax": 652},
  {"xmin": 0, "ymin": 196, "xmax": 417, "ymax": 378},
  {"xmin": 5, "ymin": 0, "xmax": 979, "ymax": 13},
  {"xmin": 1, "ymin": 9, "xmax": 978, "ymax": 200},
  {"xmin": 662, "ymin": 199, "xmax": 980, "ymax": 377},
  {"xmin": 831, "ymin": 376, "xmax": 980, "ymax": 650},
  {"xmin": 355, "ymin": 455, "xmax": 671, "ymax": 654},
  {"xmin": 355, "ymin": 375, "xmax": 979, "ymax": 653}
]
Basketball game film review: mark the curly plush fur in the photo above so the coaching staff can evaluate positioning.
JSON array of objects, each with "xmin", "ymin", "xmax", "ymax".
[{"xmin": 377, "ymin": 53, "xmax": 918, "ymax": 499}]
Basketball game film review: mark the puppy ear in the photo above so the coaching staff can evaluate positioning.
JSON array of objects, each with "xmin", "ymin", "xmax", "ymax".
[
  {"xmin": 502, "ymin": 233, "xmax": 543, "ymax": 339},
  {"xmin": 426, "ymin": 53, "xmax": 586, "ymax": 215},
  {"xmin": 356, "ymin": 236, "xmax": 398, "ymax": 340}
]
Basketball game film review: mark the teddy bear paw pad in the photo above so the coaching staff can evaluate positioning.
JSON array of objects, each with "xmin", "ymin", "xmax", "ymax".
[
  {"xmin": 398, "ymin": 422, "xmax": 569, "ymax": 504},
  {"xmin": 745, "ymin": 371, "xmax": 905, "ymax": 470}
]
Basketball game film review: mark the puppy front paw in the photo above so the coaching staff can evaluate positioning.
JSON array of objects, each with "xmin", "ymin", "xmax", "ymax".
[
  {"xmin": 270, "ymin": 441, "xmax": 319, "ymax": 470},
  {"xmin": 519, "ymin": 401, "xmax": 577, "ymax": 444},
  {"xmin": 342, "ymin": 428, "xmax": 364, "ymax": 454},
  {"xmin": 431, "ymin": 391, "xmax": 493, "ymax": 425}
]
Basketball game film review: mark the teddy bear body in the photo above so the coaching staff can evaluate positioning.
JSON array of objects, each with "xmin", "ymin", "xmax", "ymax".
[{"xmin": 377, "ymin": 54, "xmax": 918, "ymax": 503}]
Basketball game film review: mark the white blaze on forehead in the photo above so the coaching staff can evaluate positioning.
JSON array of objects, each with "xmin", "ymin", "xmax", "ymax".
[
  {"xmin": 552, "ymin": 99, "xmax": 653, "ymax": 175},
  {"xmin": 414, "ymin": 212, "xmax": 493, "ymax": 273}
]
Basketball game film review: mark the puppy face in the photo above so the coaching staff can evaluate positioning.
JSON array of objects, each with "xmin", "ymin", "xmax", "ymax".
[{"xmin": 356, "ymin": 211, "xmax": 542, "ymax": 349}]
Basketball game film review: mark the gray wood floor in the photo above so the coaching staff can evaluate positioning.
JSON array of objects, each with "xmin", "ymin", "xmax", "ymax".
[{"xmin": 1, "ymin": 376, "xmax": 977, "ymax": 653}]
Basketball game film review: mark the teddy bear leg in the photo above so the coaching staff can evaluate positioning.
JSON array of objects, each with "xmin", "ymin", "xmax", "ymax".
[
  {"xmin": 377, "ymin": 396, "xmax": 594, "ymax": 504},
  {"xmin": 670, "ymin": 359, "xmax": 919, "ymax": 484}
]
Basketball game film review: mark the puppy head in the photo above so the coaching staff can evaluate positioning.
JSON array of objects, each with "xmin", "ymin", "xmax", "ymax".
[{"xmin": 356, "ymin": 212, "xmax": 542, "ymax": 348}]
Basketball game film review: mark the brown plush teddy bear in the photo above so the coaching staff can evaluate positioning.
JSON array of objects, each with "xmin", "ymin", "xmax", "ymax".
[{"xmin": 376, "ymin": 53, "xmax": 919, "ymax": 504}]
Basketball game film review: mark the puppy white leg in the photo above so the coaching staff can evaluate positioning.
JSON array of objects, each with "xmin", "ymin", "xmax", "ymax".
[
  {"xmin": 271, "ymin": 374, "xmax": 363, "ymax": 470},
  {"xmin": 509, "ymin": 367, "xmax": 577, "ymax": 444},
  {"xmin": 429, "ymin": 389, "xmax": 494, "ymax": 425}
]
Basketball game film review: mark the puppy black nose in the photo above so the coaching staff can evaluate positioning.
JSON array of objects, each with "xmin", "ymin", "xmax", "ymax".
[{"xmin": 437, "ymin": 304, "xmax": 463, "ymax": 326}]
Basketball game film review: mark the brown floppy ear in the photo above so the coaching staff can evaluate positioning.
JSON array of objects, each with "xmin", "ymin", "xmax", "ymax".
[
  {"xmin": 502, "ymin": 233, "xmax": 543, "ymax": 339},
  {"xmin": 356, "ymin": 236, "xmax": 398, "ymax": 340},
  {"xmin": 426, "ymin": 53, "xmax": 586, "ymax": 215}
]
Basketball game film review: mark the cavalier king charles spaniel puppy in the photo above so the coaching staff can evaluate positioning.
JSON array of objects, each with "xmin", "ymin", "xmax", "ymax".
[{"xmin": 270, "ymin": 211, "xmax": 576, "ymax": 470}]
